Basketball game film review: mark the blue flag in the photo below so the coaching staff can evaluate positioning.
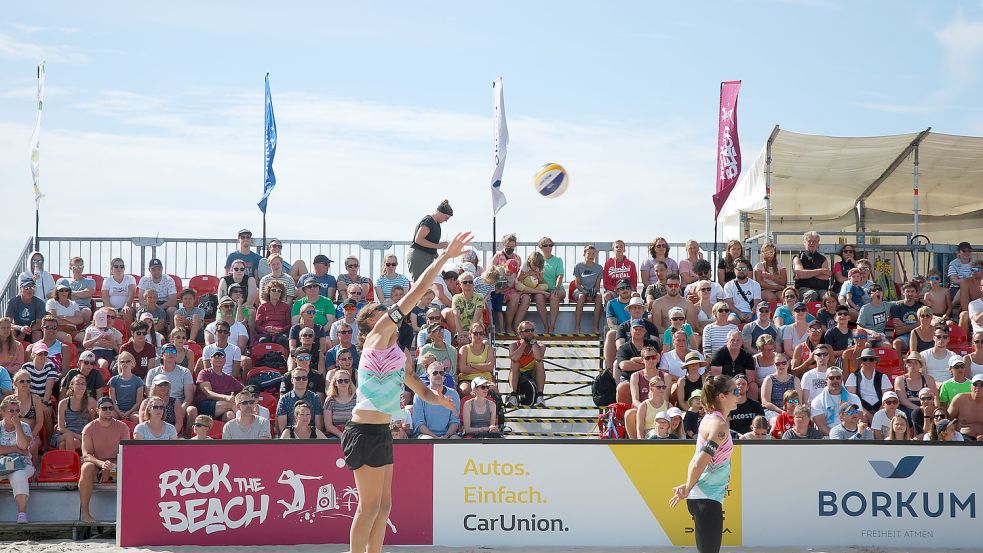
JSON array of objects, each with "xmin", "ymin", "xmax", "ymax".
[{"xmin": 258, "ymin": 73, "xmax": 277, "ymax": 214}]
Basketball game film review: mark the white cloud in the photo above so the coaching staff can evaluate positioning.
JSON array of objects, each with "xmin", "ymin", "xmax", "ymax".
[
  {"xmin": 0, "ymin": 32, "xmax": 87, "ymax": 65},
  {"xmin": 934, "ymin": 6, "xmax": 983, "ymax": 88},
  {"xmin": 0, "ymin": 88, "xmax": 716, "ymax": 276},
  {"xmin": 10, "ymin": 24, "xmax": 80, "ymax": 35}
]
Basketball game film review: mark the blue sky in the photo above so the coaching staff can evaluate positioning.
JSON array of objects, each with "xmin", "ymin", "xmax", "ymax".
[{"xmin": 2, "ymin": 1, "xmax": 982, "ymax": 274}]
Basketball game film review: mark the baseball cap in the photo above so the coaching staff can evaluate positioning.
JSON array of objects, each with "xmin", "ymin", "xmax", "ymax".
[
  {"xmin": 152, "ymin": 374, "xmax": 171, "ymax": 386},
  {"xmin": 313, "ymin": 254, "xmax": 333, "ymax": 265},
  {"xmin": 793, "ymin": 301, "xmax": 807, "ymax": 311},
  {"xmin": 300, "ymin": 276, "xmax": 319, "ymax": 289},
  {"xmin": 472, "ymin": 376, "xmax": 491, "ymax": 388},
  {"xmin": 211, "ymin": 349, "xmax": 227, "ymax": 358},
  {"xmin": 617, "ymin": 278, "xmax": 632, "ymax": 289},
  {"xmin": 837, "ymin": 402, "xmax": 860, "ymax": 415},
  {"xmin": 881, "ymin": 391, "xmax": 899, "ymax": 402},
  {"xmin": 55, "ymin": 283, "xmax": 71, "ymax": 291},
  {"xmin": 149, "ymin": 258, "xmax": 163, "ymax": 268},
  {"xmin": 630, "ymin": 319, "xmax": 647, "ymax": 329},
  {"xmin": 219, "ymin": 295, "xmax": 235, "ymax": 305},
  {"xmin": 459, "ymin": 262, "xmax": 476, "ymax": 275},
  {"xmin": 957, "ymin": 241, "xmax": 972, "ymax": 251},
  {"xmin": 237, "ymin": 228, "xmax": 252, "ymax": 237},
  {"xmin": 18, "ymin": 274, "xmax": 34, "ymax": 288},
  {"xmin": 343, "ymin": 298, "xmax": 358, "ymax": 309},
  {"xmin": 688, "ymin": 389, "xmax": 703, "ymax": 402},
  {"xmin": 667, "ymin": 406, "xmax": 683, "ymax": 418},
  {"xmin": 733, "ymin": 373, "xmax": 748, "ymax": 382},
  {"xmin": 139, "ymin": 312, "xmax": 155, "ymax": 323},
  {"xmin": 948, "ymin": 357, "xmax": 966, "ymax": 368},
  {"xmin": 628, "ymin": 296, "xmax": 646, "ymax": 308},
  {"xmin": 228, "ymin": 283, "xmax": 244, "ymax": 295},
  {"xmin": 668, "ymin": 306, "xmax": 685, "ymax": 317},
  {"xmin": 972, "ymin": 374, "xmax": 983, "ymax": 384},
  {"xmin": 756, "ymin": 303, "xmax": 771, "ymax": 312},
  {"xmin": 32, "ymin": 342, "xmax": 49, "ymax": 355},
  {"xmin": 936, "ymin": 418, "xmax": 954, "ymax": 434},
  {"xmin": 97, "ymin": 395, "xmax": 115, "ymax": 406},
  {"xmin": 826, "ymin": 366, "xmax": 844, "ymax": 376},
  {"xmin": 79, "ymin": 350, "xmax": 96, "ymax": 362},
  {"xmin": 654, "ymin": 411, "xmax": 671, "ymax": 422}
]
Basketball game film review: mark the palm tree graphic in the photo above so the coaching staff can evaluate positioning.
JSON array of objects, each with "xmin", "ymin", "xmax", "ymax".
[{"xmin": 342, "ymin": 486, "xmax": 359, "ymax": 511}]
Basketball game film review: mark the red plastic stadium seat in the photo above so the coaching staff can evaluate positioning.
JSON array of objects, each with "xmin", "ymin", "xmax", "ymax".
[
  {"xmin": 37, "ymin": 450, "xmax": 82, "ymax": 483},
  {"xmin": 258, "ymin": 391, "xmax": 278, "ymax": 414},
  {"xmin": 169, "ymin": 274, "xmax": 184, "ymax": 295},
  {"xmin": 120, "ymin": 418, "xmax": 136, "ymax": 438},
  {"xmin": 113, "ymin": 317, "xmax": 130, "ymax": 342},
  {"xmin": 769, "ymin": 300, "xmax": 782, "ymax": 314},
  {"xmin": 567, "ymin": 281, "xmax": 577, "ymax": 303},
  {"xmin": 64, "ymin": 342, "xmax": 78, "ymax": 371},
  {"xmin": 208, "ymin": 420, "xmax": 225, "ymax": 439},
  {"xmin": 806, "ymin": 301, "xmax": 823, "ymax": 317},
  {"xmin": 946, "ymin": 322, "xmax": 968, "ymax": 349},
  {"xmin": 253, "ymin": 342, "xmax": 286, "ymax": 360},
  {"xmin": 185, "ymin": 341, "xmax": 203, "ymax": 360},
  {"xmin": 82, "ymin": 273, "xmax": 104, "ymax": 293},
  {"xmin": 188, "ymin": 275, "xmax": 220, "ymax": 296},
  {"xmin": 51, "ymin": 273, "xmax": 62, "ymax": 283},
  {"xmin": 951, "ymin": 346, "xmax": 972, "ymax": 357},
  {"xmin": 874, "ymin": 347, "xmax": 903, "ymax": 379}
]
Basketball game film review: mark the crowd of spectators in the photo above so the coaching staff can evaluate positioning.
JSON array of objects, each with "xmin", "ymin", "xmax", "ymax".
[{"xmin": 1, "ymin": 229, "xmax": 981, "ymax": 522}]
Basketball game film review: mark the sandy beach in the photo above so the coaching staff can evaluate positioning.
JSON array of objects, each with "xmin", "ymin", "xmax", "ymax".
[{"xmin": 0, "ymin": 540, "xmax": 974, "ymax": 553}]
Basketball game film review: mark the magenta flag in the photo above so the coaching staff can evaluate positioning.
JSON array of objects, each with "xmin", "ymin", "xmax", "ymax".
[{"xmin": 712, "ymin": 80, "xmax": 742, "ymax": 218}]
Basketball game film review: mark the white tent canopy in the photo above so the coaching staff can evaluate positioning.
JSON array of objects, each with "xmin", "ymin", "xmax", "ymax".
[{"xmin": 719, "ymin": 128, "xmax": 983, "ymax": 245}]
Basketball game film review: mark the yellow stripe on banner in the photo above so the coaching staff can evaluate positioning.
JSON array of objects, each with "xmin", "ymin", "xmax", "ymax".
[{"xmin": 608, "ymin": 444, "xmax": 742, "ymax": 547}]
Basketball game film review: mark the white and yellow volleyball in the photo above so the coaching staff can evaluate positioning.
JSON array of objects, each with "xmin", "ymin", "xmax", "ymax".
[{"xmin": 532, "ymin": 163, "xmax": 569, "ymax": 199}]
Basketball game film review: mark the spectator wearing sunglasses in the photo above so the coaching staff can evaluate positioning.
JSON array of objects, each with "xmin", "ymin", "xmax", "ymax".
[
  {"xmin": 624, "ymin": 346, "xmax": 666, "ymax": 439},
  {"xmin": 722, "ymin": 259, "xmax": 761, "ymax": 325},
  {"xmin": 101, "ymin": 258, "xmax": 136, "ymax": 327},
  {"xmin": 846, "ymin": 349, "xmax": 893, "ymax": 419},
  {"xmin": 324, "ymin": 323, "xmax": 360, "ymax": 373},
  {"xmin": 727, "ymin": 374, "xmax": 764, "ymax": 435},
  {"xmin": 61, "ymin": 350, "xmax": 106, "ymax": 401},
  {"xmin": 413, "ymin": 362, "xmax": 461, "ymax": 439},
  {"xmin": 602, "ymin": 240, "xmax": 637, "ymax": 302},
  {"xmin": 375, "ymin": 254, "xmax": 411, "ymax": 306},
  {"xmin": 219, "ymin": 260, "xmax": 259, "ymax": 309},
  {"xmin": 828, "ymin": 401, "xmax": 873, "ymax": 440},
  {"xmin": 792, "ymin": 231, "xmax": 832, "ymax": 303},
  {"xmin": 910, "ymin": 387, "xmax": 938, "ymax": 438},
  {"xmin": 856, "ymin": 284, "xmax": 891, "ymax": 348},
  {"xmin": 968, "ymin": 287, "xmax": 983, "ymax": 336},
  {"xmin": 451, "ymin": 271, "xmax": 485, "ymax": 336},
  {"xmin": 205, "ymin": 297, "xmax": 250, "ymax": 352},
  {"xmin": 276, "ymin": 367, "xmax": 324, "ymax": 435},
  {"xmin": 809, "ymin": 367, "xmax": 862, "ymax": 436},
  {"xmin": 120, "ymin": 321, "xmax": 158, "ymax": 379},
  {"xmin": 195, "ymin": 349, "xmax": 244, "ymax": 423},
  {"xmin": 202, "ymin": 321, "xmax": 244, "ymax": 380},
  {"xmin": 461, "ymin": 376, "xmax": 500, "ymax": 438},
  {"xmin": 7, "ymin": 275, "xmax": 47, "ymax": 342},
  {"xmin": 741, "ymin": 302, "xmax": 779, "ymax": 355},
  {"xmin": 921, "ymin": 328, "xmax": 959, "ymax": 384},
  {"xmin": 870, "ymin": 391, "xmax": 908, "ymax": 439},
  {"xmin": 937, "ymin": 357, "xmax": 972, "ymax": 409},
  {"xmin": 79, "ymin": 396, "xmax": 130, "ymax": 522},
  {"xmin": 282, "ymin": 347, "xmax": 327, "ymax": 401},
  {"xmin": 256, "ymin": 280, "xmax": 291, "ymax": 349},
  {"xmin": 329, "ymin": 299, "xmax": 361, "ymax": 347},
  {"xmin": 223, "ymin": 390, "xmax": 272, "ymax": 440},
  {"xmin": 292, "ymin": 279, "xmax": 336, "ymax": 327},
  {"xmin": 701, "ymin": 301, "xmax": 738, "ymax": 359},
  {"xmin": 338, "ymin": 257, "xmax": 373, "ymax": 302}
]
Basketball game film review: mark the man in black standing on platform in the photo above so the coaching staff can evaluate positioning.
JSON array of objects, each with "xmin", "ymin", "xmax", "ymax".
[{"xmin": 407, "ymin": 200, "xmax": 453, "ymax": 280}]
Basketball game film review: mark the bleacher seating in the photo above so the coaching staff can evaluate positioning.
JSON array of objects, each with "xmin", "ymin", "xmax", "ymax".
[
  {"xmin": 188, "ymin": 274, "xmax": 219, "ymax": 296},
  {"xmin": 37, "ymin": 450, "xmax": 82, "ymax": 484}
]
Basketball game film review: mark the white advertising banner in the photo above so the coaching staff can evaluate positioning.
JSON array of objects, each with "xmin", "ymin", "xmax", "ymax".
[
  {"xmin": 742, "ymin": 443, "xmax": 982, "ymax": 549},
  {"xmin": 432, "ymin": 443, "xmax": 741, "ymax": 547}
]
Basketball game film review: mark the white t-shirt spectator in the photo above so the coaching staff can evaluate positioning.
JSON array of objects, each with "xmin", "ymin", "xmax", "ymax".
[
  {"xmin": 722, "ymin": 278, "xmax": 762, "ymax": 314},
  {"xmin": 202, "ymin": 343, "xmax": 243, "ymax": 376},
  {"xmin": 845, "ymin": 371, "xmax": 893, "ymax": 407},
  {"xmin": 46, "ymin": 298, "xmax": 82, "ymax": 318},
  {"xmin": 659, "ymin": 349, "xmax": 704, "ymax": 379},
  {"xmin": 871, "ymin": 409, "xmax": 903, "ymax": 437},
  {"xmin": 105, "ymin": 274, "xmax": 136, "ymax": 309},
  {"xmin": 684, "ymin": 281, "xmax": 725, "ymax": 304},
  {"xmin": 205, "ymin": 320, "xmax": 249, "ymax": 349},
  {"xmin": 800, "ymin": 367, "xmax": 829, "ymax": 402},
  {"xmin": 921, "ymin": 350, "xmax": 958, "ymax": 384},
  {"xmin": 969, "ymin": 298, "xmax": 983, "ymax": 334},
  {"xmin": 138, "ymin": 274, "xmax": 178, "ymax": 304}
]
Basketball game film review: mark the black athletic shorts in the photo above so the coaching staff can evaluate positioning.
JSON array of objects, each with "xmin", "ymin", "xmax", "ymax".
[{"xmin": 342, "ymin": 422, "xmax": 393, "ymax": 470}]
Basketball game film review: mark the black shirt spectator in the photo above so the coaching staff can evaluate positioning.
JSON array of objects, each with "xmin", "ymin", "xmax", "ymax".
[
  {"xmin": 708, "ymin": 346, "xmax": 754, "ymax": 378},
  {"xmin": 730, "ymin": 398, "xmax": 765, "ymax": 434},
  {"xmin": 410, "ymin": 216, "xmax": 440, "ymax": 256}
]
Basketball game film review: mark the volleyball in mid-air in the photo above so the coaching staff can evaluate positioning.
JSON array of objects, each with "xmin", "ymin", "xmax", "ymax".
[{"xmin": 532, "ymin": 163, "xmax": 569, "ymax": 198}]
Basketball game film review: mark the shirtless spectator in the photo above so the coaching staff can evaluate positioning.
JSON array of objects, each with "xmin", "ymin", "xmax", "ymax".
[
  {"xmin": 602, "ymin": 240, "xmax": 637, "ymax": 302},
  {"xmin": 959, "ymin": 262, "xmax": 983, "ymax": 337},
  {"xmin": 922, "ymin": 269, "xmax": 951, "ymax": 319},
  {"xmin": 948, "ymin": 374, "xmax": 983, "ymax": 441},
  {"xmin": 792, "ymin": 231, "xmax": 832, "ymax": 302},
  {"xmin": 652, "ymin": 274, "xmax": 697, "ymax": 331},
  {"xmin": 57, "ymin": 257, "xmax": 95, "ymax": 325}
]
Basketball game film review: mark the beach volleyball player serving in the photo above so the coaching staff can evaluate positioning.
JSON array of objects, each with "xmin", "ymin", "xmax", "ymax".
[
  {"xmin": 669, "ymin": 375, "xmax": 738, "ymax": 553},
  {"xmin": 344, "ymin": 229, "xmax": 473, "ymax": 553}
]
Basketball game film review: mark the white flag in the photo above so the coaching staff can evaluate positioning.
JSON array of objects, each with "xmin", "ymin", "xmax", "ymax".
[
  {"xmin": 490, "ymin": 77, "xmax": 508, "ymax": 216},
  {"xmin": 30, "ymin": 60, "xmax": 45, "ymax": 207}
]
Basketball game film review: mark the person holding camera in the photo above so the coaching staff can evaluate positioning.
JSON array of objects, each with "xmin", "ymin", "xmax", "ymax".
[{"xmin": 507, "ymin": 321, "xmax": 546, "ymax": 407}]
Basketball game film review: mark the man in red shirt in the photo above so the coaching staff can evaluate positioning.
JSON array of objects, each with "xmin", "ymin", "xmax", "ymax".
[
  {"xmin": 603, "ymin": 240, "xmax": 638, "ymax": 301},
  {"xmin": 80, "ymin": 396, "xmax": 131, "ymax": 522}
]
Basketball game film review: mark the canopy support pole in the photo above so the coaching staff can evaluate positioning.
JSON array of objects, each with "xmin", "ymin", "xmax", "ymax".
[
  {"xmin": 764, "ymin": 125, "xmax": 779, "ymax": 244},
  {"xmin": 913, "ymin": 143, "xmax": 920, "ymax": 271}
]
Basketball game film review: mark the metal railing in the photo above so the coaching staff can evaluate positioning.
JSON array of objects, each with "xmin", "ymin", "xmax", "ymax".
[{"xmin": 1, "ymin": 237, "xmax": 35, "ymax": 317}]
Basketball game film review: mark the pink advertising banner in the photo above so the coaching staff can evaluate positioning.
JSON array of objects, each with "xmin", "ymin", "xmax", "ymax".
[
  {"xmin": 713, "ymin": 80, "xmax": 742, "ymax": 218},
  {"xmin": 118, "ymin": 442, "xmax": 434, "ymax": 547}
]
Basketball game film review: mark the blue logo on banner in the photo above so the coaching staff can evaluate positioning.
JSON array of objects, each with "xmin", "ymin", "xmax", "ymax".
[{"xmin": 868, "ymin": 456, "xmax": 924, "ymax": 479}]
